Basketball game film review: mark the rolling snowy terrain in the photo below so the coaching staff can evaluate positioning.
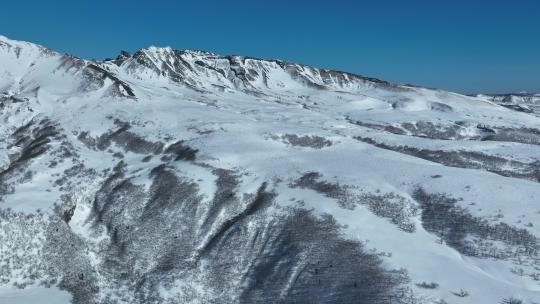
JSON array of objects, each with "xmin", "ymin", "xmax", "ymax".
[{"xmin": 0, "ymin": 35, "xmax": 539, "ymax": 304}]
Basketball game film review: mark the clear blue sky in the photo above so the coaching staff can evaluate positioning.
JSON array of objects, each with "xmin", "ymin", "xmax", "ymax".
[{"xmin": 2, "ymin": 0, "xmax": 539, "ymax": 94}]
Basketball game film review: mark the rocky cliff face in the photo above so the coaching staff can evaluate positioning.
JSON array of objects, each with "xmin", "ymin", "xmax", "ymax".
[{"xmin": 0, "ymin": 35, "xmax": 539, "ymax": 304}]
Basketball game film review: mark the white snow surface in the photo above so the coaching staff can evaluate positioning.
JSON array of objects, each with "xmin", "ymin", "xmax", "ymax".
[
  {"xmin": 0, "ymin": 35, "xmax": 539, "ymax": 303},
  {"xmin": 0, "ymin": 285, "xmax": 72, "ymax": 304}
]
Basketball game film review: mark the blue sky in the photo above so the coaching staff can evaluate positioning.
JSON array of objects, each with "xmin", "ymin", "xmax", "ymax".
[{"xmin": 2, "ymin": 0, "xmax": 539, "ymax": 93}]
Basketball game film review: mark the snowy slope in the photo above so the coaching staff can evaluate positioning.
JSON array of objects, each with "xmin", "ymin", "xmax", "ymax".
[
  {"xmin": 473, "ymin": 93, "xmax": 540, "ymax": 117},
  {"xmin": 0, "ymin": 35, "xmax": 539, "ymax": 304}
]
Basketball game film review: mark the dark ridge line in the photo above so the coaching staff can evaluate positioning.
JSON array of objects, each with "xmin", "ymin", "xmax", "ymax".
[
  {"xmin": 87, "ymin": 64, "xmax": 136, "ymax": 97},
  {"xmin": 195, "ymin": 182, "xmax": 275, "ymax": 260}
]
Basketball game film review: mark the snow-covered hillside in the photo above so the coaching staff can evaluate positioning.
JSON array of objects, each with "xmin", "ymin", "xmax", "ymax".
[
  {"xmin": 473, "ymin": 93, "xmax": 540, "ymax": 117},
  {"xmin": 0, "ymin": 35, "xmax": 539, "ymax": 304}
]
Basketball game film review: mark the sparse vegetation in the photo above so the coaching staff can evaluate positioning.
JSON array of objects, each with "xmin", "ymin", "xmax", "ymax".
[
  {"xmin": 415, "ymin": 281, "xmax": 439, "ymax": 289},
  {"xmin": 500, "ymin": 297, "xmax": 523, "ymax": 304},
  {"xmin": 291, "ymin": 172, "xmax": 418, "ymax": 232},
  {"xmin": 452, "ymin": 289, "xmax": 469, "ymax": 297},
  {"xmin": 275, "ymin": 133, "xmax": 333, "ymax": 149},
  {"xmin": 355, "ymin": 136, "xmax": 540, "ymax": 183}
]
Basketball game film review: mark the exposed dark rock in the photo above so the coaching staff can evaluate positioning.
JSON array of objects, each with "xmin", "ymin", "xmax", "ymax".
[
  {"xmin": 163, "ymin": 140, "xmax": 198, "ymax": 161},
  {"xmin": 85, "ymin": 64, "xmax": 135, "ymax": 97}
]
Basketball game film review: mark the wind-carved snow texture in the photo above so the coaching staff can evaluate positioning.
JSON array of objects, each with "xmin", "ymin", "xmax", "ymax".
[{"xmin": 1, "ymin": 35, "xmax": 540, "ymax": 303}]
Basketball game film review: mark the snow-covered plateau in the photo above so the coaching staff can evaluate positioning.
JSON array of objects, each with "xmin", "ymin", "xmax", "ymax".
[{"xmin": 0, "ymin": 35, "xmax": 539, "ymax": 304}]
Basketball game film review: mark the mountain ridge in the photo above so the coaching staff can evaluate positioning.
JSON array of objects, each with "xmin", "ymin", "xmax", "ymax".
[{"xmin": 0, "ymin": 34, "xmax": 421, "ymax": 96}]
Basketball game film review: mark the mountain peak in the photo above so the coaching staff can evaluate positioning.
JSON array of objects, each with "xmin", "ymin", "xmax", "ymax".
[
  {"xmin": 102, "ymin": 44, "xmax": 399, "ymax": 94},
  {"xmin": 0, "ymin": 35, "xmax": 400, "ymax": 96}
]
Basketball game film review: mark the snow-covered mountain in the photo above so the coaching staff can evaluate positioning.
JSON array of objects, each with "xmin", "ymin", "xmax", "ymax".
[
  {"xmin": 472, "ymin": 93, "xmax": 540, "ymax": 117},
  {"xmin": 1, "ymin": 35, "xmax": 539, "ymax": 304}
]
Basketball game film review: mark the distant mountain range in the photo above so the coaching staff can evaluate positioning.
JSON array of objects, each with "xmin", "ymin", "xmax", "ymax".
[{"xmin": 470, "ymin": 93, "xmax": 540, "ymax": 116}]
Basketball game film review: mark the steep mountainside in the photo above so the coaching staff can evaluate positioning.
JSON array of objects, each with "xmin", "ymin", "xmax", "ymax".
[{"xmin": 1, "ymin": 35, "xmax": 539, "ymax": 304}]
